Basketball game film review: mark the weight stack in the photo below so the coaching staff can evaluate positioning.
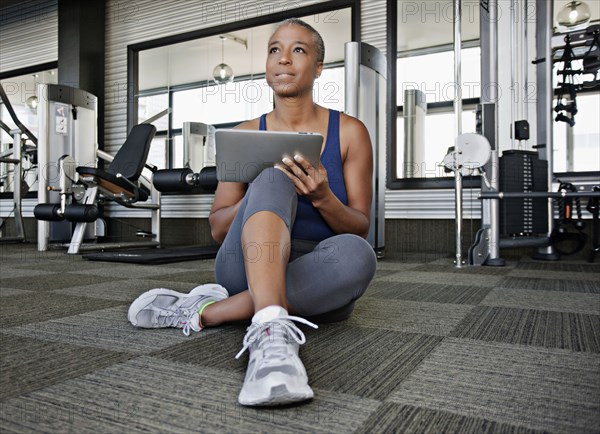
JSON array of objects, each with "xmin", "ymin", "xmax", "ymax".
[{"xmin": 500, "ymin": 150, "xmax": 548, "ymax": 236}]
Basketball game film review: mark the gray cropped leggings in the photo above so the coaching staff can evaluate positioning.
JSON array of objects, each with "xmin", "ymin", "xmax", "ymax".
[{"xmin": 214, "ymin": 168, "xmax": 377, "ymax": 323}]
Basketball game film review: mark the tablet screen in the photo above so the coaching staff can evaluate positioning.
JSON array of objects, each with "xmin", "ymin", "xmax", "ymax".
[{"xmin": 215, "ymin": 129, "xmax": 323, "ymax": 183}]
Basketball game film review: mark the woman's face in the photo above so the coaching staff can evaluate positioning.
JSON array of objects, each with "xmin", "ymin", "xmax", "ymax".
[{"xmin": 266, "ymin": 24, "xmax": 323, "ymax": 99}]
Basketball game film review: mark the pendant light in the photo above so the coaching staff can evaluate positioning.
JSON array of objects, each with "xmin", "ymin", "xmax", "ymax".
[
  {"xmin": 557, "ymin": 1, "xmax": 591, "ymax": 29},
  {"xmin": 213, "ymin": 36, "xmax": 234, "ymax": 84}
]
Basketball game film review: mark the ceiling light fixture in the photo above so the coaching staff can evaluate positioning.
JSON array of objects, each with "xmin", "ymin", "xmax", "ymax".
[
  {"xmin": 26, "ymin": 95, "xmax": 38, "ymax": 111},
  {"xmin": 26, "ymin": 72, "xmax": 39, "ymax": 112},
  {"xmin": 212, "ymin": 34, "xmax": 248, "ymax": 85},
  {"xmin": 213, "ymin": 36, "xmax": 234, "ymax": 84},
  {"xmin": 557, "ymin": 1, "xmax": 591, "ymax": 29}
]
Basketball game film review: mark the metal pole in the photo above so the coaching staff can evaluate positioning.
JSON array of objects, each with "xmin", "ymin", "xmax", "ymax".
[
  {"xmin": 453, "ymin": 0, "xmax": 464, "ymax": 267},
  {"xmin": 37, "ymin": 83, "xmax": 49, "ymax": 251},
  {"xmin": 344, "ymin": 42, "xmax": 360, "ymax": 118},
  {"xmin": 454, "ymin": 168, "xmax": 464, "ymax": 267},
  {"xmin": 522, "ymin": 0, "xmax": 529, "ymax": 130},
  {"xmin": 480, "ymin": 191, "xmax": 600, "ymax": 199},
  {"xmin": 454, "ymin": 0, "xmax": 462, "ymax": 137},
  {"xmin": 534, "ymin": 0, "xmax": 559, "ymax": 260},
  {"xmin": 480, "ymin": 0, "xmax": 503, "ymax": 265},
  {"xmin": 510, "ymin": 0, "xmax": 517, "ymax": 148},
  {"xmin": 12, "ymin": 131, "xmax": 25, "ymax": 240}
]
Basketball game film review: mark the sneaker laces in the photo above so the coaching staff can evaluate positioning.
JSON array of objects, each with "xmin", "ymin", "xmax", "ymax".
[
  {"xmin": 235, "ymin": 314, "xmax": 318, "ymax": 359},
  {"xmin": 153, "ymin": 306, "xmax": 199, "ymax": 336}
]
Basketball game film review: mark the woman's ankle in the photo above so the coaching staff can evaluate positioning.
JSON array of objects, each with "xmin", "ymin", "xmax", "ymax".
[{"xmin": 199, "ymin": 302, "xmax": 220, "ymax": 327}]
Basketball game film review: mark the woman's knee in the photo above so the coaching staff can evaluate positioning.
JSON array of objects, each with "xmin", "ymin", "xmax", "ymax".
[
  {"xmin": 250, "ymin": 167, "xmax": 294, "ymax": 192},
  {"xmin": 344, "ymin": 235, "xmax": 376, "ymax": 298},
  {"xmin": 313, "ymin": 234, "xmax": 376, "ymax": 300},
  {"xmin": 323, "ymin": 235, "xmax": 376, "ymax": 277},
  {"xmin": 243, "ymin": 167, "xmax": 297, "ymax": 228}
]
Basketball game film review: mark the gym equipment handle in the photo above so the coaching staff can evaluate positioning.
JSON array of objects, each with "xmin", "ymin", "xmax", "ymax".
[{"xmin": 479, "ymin": 191, "xmax": 600, "ymax": 199}]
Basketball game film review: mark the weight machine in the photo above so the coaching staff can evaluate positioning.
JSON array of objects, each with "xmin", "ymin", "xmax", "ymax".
[
  {"xmin": 0, "ymin": 83, "xmax": 38, "ymax": 243},
  {"xmin": 444, "ymin": 0, "xmax": 600, "ymax": 267},
  {"xmin": 34, "ymin": 84, "xmax": 161, "ymax": 254}
]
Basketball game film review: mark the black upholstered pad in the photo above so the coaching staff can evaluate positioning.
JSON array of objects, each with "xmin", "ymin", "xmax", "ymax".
[{"xmin": 77, "ymin": 167, "xmax": 149, "ymax": 201}]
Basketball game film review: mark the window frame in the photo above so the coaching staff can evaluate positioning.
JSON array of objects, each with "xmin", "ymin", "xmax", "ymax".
[
  {"xmin": 388, "ymin": 40, "xmax": 483, "ymax": 190},
  {"xmin": 138, "ymin": 61, "xmax": 346, "ymax": 169},
  {"xmin": 386, "ymin": 0, "xmax": 482, "ymax": 189},
  {"xmin": 127, "ymin": 0, "xmax": 360, "ymax": 135},
  {"xmin": 0, "ymin": 62, "xmax": 59, "ymax": 199},
  {"xmin": 387, "ymin": 2, "xmax": 600, "ymax": 189},
  {"xmin": 552, "ymin": 86, "xmax": 600, "ymax": 178}
]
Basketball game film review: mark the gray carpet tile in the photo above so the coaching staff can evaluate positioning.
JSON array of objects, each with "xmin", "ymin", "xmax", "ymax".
[
  {"xmin": 450, "ymin": 306, "xmax": 600, "ymax": 352},
  {"xmin": 355, "ymin": 403, "xmax": 547, "ymax": 434},
  {"xmin": 67, "ymin": 264, "xmax": 197, "ymax": 279},
  {"xmin": 151, "ymin": 325, "xmax": 252, "ymax": 373},
  {"xmin": 302, "ymin": 325, "xmax": 443, "ymax": 400},
  {"xmin": 378, "ymin": 270, "xmax": 504, "ymax": 287},
  {"xmin": 0, "ymin": 356, "xmax": 381, "ymax": 433},
  {"xmin": 366, "ymin": 280, "xmax": 493, "ymax": 305},
  {"xmin": 0, "ymin": 267, "xmax": 57, "ymax": 279},
  {"xmin": 347, "ymin": 297, "xmax": 474, "ymax": 336},
  {"xmin": 368, "ymin": 268, "xmax": 411, "ymax": 278},
  {"xmin": 145, "ymin": 270, "xmax": 217, "ymax": 284},
  {"xmin": 426, "ymin": 257, "xmax": 519, "ymax": 268},
  {"xmin": 498, "ymin": 276, "xmax": 600, "ymax": 293},
  {"xmin": 2, "ymin": 305, "xmax": 222, "ymax": 354},
  {"xmin": 387, "ymin": 338, "xmax": 600, "ymax": 434},
  {"xmin": 508, "ymin": 268, "xmax": 600, "ymax": 282},
  {"xmin": 375, "ymin": 261, "xmax": 422, "ymax": 271},
  {"xmin": 152, "ymin": 258, "xmax": 216, "ymax": 271},
  {"xmin": 51, "ymin": 279, "xmax": 211, "ymax": 302},
  {"xmin": 515, "ymin": 261, "xmax": 600, "ymax": 273},
  {"xmin": 10, "ymin": 257, "xmax": 125, "ymax": 272},
  {"xmin": 383, "ymin": 251, "xmax": 453, "ymax": 262},
  {"xmin": 0, "ymin": 245, "xmax": 75, "ymax": 264},
  {"xmin": 153, "ymin": 323, "xmax": 443, "ymax": 401},
  {"xmin": 410, "ymin": 263, "xmax": 514, "ymax": 276},
  {"xmin": 1, "ymin": 242, "xmax": 598, "ymax": 433},
  {"xmin": 0, "ymin": 272, "xmax": 124, "ymax": 291},
  {"xmin": 0, "ymin": 292, "xmax": 125, "ymax": 327},
  {"xmin": 481, "ymin": 288, "xmax": 600, "ymax": 315},
  {"xmin": 0, "ymin": 334, "xmax": 133, "ymax": 402},
  {"xmin": 0, "ymin": 288, "xmax": 33, "ymax": 297}
]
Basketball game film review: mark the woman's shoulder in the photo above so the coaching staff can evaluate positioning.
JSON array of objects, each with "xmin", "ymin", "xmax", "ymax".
[
  {"xmin": 339, "ymin": 112, "xmax": 370, "ymax": 146},
  {"xmin": 233, "ymin": 116, "xmax": 262, "ymax": 130},
  {"xmin": 339, "ymin": 111, "xmax": 367, "ymax": 131}
]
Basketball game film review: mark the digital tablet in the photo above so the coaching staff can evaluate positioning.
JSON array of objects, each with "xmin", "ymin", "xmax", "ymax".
[{"xmin": 215, "ymin": 129, "xmax": 323, "ymax": 183}]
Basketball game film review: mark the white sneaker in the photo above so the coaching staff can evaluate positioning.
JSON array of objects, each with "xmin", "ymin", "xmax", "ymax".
[
  {"xmin": 127, "ymin": 284, "xmax": 228, "ymax": 336},
  {"xmin": 236, "ymin": 305, "xmax": 318, "ymax": 406}
]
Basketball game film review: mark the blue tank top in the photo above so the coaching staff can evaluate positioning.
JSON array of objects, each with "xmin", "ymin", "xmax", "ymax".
[{"xmin": 259, "ymin": 109, "xmax": 348, "ymax": 241}]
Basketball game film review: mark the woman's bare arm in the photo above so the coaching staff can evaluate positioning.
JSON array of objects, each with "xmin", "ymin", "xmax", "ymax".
[{"xmin": 208, "ymin": 119, "xmax": 259, "ymax": 243}]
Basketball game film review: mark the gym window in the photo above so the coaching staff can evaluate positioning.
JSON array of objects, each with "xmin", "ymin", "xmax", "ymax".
[
  {"xmin": 0, "ymin": 65, "xmax": 58, "ymax": 197},
  {"xmin": 389, "ymin": 0, "xmax": 481, "ymax": 189},
  {"xmin": 394, "ymin": 45, "xmax": 481, "ymax": 182},
  {"xmin": 129, "ymin": 2, "xmax": 356, "ymax": 172},
  {"xmin": 136, "ymin": 64, "xmax": 345, "ymax": 171},
  {"xmin": 552, "ymin": 46, "xmax": 600, "ymax": 175}
]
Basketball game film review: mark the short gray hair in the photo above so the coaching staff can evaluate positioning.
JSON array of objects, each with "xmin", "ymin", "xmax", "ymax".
[{"xmin": 274, "ymin": 18, "xmax": 325, "ymax": 63}]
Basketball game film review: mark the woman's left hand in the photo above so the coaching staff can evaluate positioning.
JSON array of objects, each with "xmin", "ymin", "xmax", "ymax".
[{"xmin": 277, "ymin": 154, "xmax": 330, "ymax": 205}]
